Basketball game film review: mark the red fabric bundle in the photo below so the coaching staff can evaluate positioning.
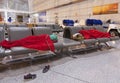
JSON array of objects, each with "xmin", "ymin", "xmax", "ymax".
[
  {"xmin": 0, "ymin": 34, "xmax": 55, "ymax": 52},
  {"xmin": 79, "ymin": 29, "xmax": 111, "ymax": 39}
]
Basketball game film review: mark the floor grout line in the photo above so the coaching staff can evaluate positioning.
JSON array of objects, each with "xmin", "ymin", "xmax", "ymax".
[
  {"xmin": 0, "ymin": 41, "xmax": 120, "ymax": 82},
  {"xmin": 50, "ymin": 69, "xmax": 91, "ymax": 83}
]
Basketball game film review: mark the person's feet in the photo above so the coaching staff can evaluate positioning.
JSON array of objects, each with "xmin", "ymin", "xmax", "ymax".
[
  {"xmin": 42, "ymin": 65, "xmax": 50, "ymax": 73},
  {"xmin": 24, "ymin": 73, "xmax": 36, "ymax": 79}
]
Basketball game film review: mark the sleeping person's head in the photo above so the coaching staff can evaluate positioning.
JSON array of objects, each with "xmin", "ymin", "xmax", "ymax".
[{"xmin": 50, "ymin": 34, "xmax": 58, "ymax": 43}]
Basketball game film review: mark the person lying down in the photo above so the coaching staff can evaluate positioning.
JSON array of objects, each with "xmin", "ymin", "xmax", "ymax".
[{"xmin": 0, "ymin": 34, "xmax": 58, "ymax": 52}]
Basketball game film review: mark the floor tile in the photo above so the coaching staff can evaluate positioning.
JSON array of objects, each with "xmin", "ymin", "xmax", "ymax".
[
  {"xmin": 52, "ymin": 50, "xmax": 120, "ymax": 83},
  {"xmin": 0, "ymin": 40, "xmax": 120, "ymax": 83}
]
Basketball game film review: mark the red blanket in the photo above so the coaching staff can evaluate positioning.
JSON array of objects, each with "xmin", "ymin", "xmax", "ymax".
[
  {"xmin": 0, "ymin": 34, "xmax": 55, "ymax": 52},
  {"xmin": 79, "ymin": 29, "xmax": 111, "ymax": 39}
]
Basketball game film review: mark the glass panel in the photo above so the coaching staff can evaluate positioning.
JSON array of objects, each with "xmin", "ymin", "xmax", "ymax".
[
  {"xmin": 0, "ymin": 0, "xmax": 7, "ymax": 8},
  {"xmin": 7, "ymin": 12, "xmax": 16, "ymax": 23},
  {"xmin": 7, "ymin": 12, "xmax": 29, "ymax": 23},
  {"xmin": 0, "ymin": 12, "xmax": 5, "ymax": 22},
  {"xmin": 8, "ymin": 0, "xmax": 29, "ymax": 11}
]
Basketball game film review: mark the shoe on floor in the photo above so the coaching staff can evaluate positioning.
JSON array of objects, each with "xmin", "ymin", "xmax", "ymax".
[
  {"xmin": 42, "ymin": 65, "xmax": 50, "ymax": 73},
  {"xmin": 24, "ymin": 73, "xmax": 36, "ymax": 79}
]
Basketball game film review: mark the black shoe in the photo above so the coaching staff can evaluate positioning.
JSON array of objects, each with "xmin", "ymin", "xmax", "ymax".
[
  {"xmin": 24, "ymin": 73, "xmax": 36, "ymax": 79},
  {"xmin": 42, "ymin": 65, "xmax": 50, "ymax": 73}
]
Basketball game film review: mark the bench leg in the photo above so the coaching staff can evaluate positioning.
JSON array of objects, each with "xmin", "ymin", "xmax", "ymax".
[
  {"xmin": 1, "ymin": 55, "xmax": 13, "ymax": 64},
  {"xmin": 63, "ymin": 47, "xmax": 77, "ymax": 58},
  {"xmin": 104, "ymin": 42, "xmax": 112, "ymax": 49}
]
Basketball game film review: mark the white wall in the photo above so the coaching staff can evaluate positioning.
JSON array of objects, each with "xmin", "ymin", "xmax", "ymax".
[{"xmin": 31, "ymin": 0, "xmax": 120, "ymax": 25}]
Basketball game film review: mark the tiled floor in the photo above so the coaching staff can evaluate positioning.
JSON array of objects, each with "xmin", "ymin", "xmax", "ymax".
[{"xmin": 0, "ymin": 40, "xmax": 120, "ymax": 83}]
